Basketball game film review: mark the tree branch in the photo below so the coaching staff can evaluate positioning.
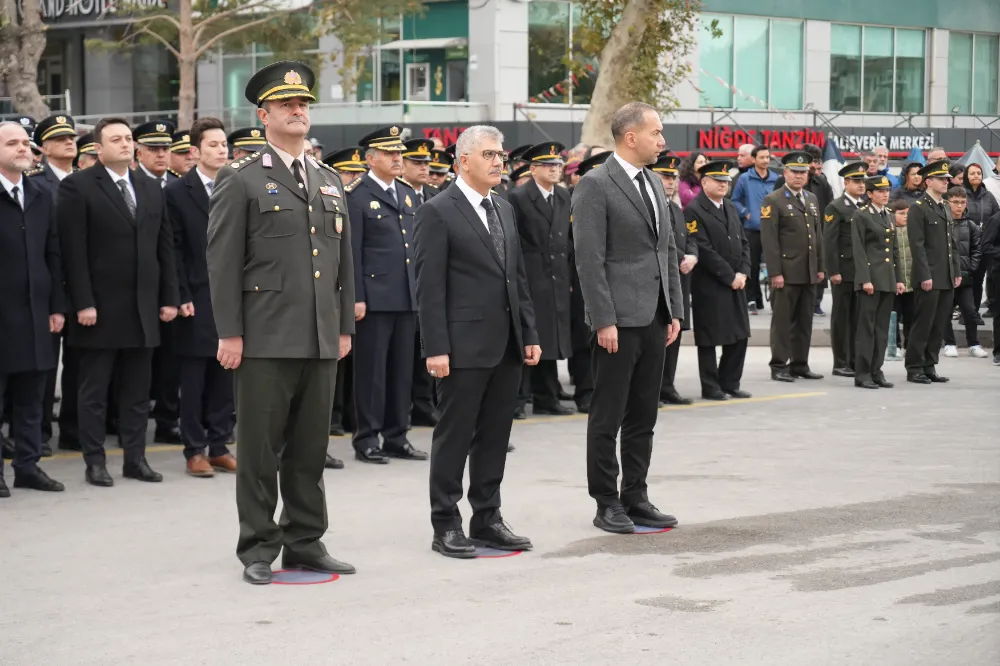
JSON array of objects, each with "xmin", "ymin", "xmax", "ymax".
[
  {"xmin": 194, "ymin": 8, "xmax": 300, "ymax": 57},
  {"xmin": 127, "ymin": 12, "xmax": 182, "ymax": 31},
  {"xmin": 135, "ymin": 26, "xmax": 182, "ymax": 59},
  {"xmin": 193, "ymin": 0, "xmax": 274, "ymax": 40}
]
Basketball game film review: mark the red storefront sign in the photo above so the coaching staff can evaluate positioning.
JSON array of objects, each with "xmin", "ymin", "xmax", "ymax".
[
  {"xmin": 422, "ymin": 126, "xmax": 467, "ymax": 146},
  {"xmin": 698, "ymin": 126, "xmax": 827, "ymax": 152}
]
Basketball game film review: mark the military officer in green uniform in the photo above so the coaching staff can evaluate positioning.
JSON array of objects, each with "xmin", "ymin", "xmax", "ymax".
[
  {"xmin": 824, "ymin": 161, "xmax": 868, "ymax": 377},
  {"xmin": 760, "ymin": 151, "xmax": 826, "ymax": 382},
  {"xmin": 905, "ymin": 159, "xmax": 962, "ymax": 384},
  {"xmin": 207, "ymin": 60, "xmax": 356, "ymax": 585},
  {"xmin": 851, "ymin": 175, "xmax": 905, "ymax": 389}
]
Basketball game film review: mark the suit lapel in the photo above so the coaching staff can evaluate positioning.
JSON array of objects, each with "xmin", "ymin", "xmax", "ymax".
[
  {"xmin": 94, "ymin": 167, "xmax": 135, "ymax": 225},
  {"xmin": 496, "ymin": 193, "xmax": 517, "ymax": 277},
  {"xmin": 185, "ymin": 168, "xmax": 209, "ymax": 216},
  {"xmin": 305, "ymin": 156, "xmax": 323, "ymax": 203},
  {"xmin": 788, "ymin": 189, "xmax": 806, "ymax": 213},
  {"xmin": 22, "ymin": 176, "xmax": 41, "ymax": 212},
  {"xmin": 527, "ymin": 183, "xmax": 553, "ymax": 229},
  {"xmin": 132, "ymin": 171, "xmax": 148, "ymax": 223},
  {"xmin": 606, "ymin": 157, "xmax": 654, "ymax": 230},
  {"xmin": 449, "ymin": 186, "xmax": 503, "ymax": 271},
  {"xmin": 365, "ymin": 174, "xmax": 399, "ymax": 212},
  {"xmin": 263, "ymin": 146, "xmax": 305, "ymax": 202}
]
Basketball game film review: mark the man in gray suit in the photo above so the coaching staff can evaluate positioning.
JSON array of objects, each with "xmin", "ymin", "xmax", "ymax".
[{"xmin": 572, "ymin": 102, "xmax": 683, "ymax": 534}]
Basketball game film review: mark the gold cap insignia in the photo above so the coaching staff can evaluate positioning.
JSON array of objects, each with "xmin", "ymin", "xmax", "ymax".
[
  {"xmin": 880, "ymin": 176, "xmax": 888, "ymax": 187},
  {"xmin": 55, "ymin": 116, "xmax": 67, "ymax": 124},
  {"xmin": 284, "ymin": 70, "xmax": 303, "ymax": 86},
  {"xmin": 370, "ymin": 201, "xmax": 380, "ymax": 210},
  {"xmin": 182, "ymin": 134, "xmax": 190, "ymax": 142},
  {"xmin": 389, "ymin": 126, "xmax": 400, "ymax": 137},
  {"xmin": 250, "ymin": 129, "xmax": 261, "ymax": 138},
  {"xmin": 686, "ymin": 220, "xmax": 698, "ymax": 233},
  {"xmin": 418, "ymin": 144, "xmax": 429, "ymax": 154},
  {"xmin": 351, "ymin": 150, "xmax": 360, "ymax": 162},
  {"xmin": 669, "ymin": 158, "xmax": 677, "ymax": 169},
  {"xmin": 550, "ymin": 145, "xmax": 557, "ymax": 155},
  {"xmin": 156, "ymin": 123, "xmax": 167, "ymax": 133}
]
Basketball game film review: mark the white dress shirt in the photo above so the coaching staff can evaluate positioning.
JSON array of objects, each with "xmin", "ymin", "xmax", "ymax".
[
  {"xmin": 196, "ymin": 167, "xmax": 215, "ymax": 198},
  {"xmin": 0, "ymin": 172, "xmax": 24, "ymax": 210},
  {"xmin": 105, "ymin": 166, "xmax": 136, "ymax": 205},
  {"xmin": 269, "ymin": 143, "xmax": 308, "ymax": 188},
  {"xmin": 139, "ymin": 163, "xmax": 167, "ymax": 188},
  {"xmin": 48, "ymin": 163, "xmax": 71, "ymax": 181},
  {"xmin": 367, "ymin": 171, "xmax": 396, "ymax": 198},
  {"xmin": 845, "ymin": 194, "xmax": 863, "ymax": 207},
  {"xmin": 613, "ymin": 152, "xmax": 659, "ymax": 233},
  {"xmin": 535, "ymin": 179, "xmax": 554, "ymax": 205},
  {"xmin": 454, "ymin": 175, "xmax": 490, "ymax": 232}
]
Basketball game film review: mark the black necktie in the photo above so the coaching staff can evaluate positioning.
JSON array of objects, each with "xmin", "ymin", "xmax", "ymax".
[
  {"xmin": 11, "ymin": 184, "xmax": 20, "ymax": 210},
  {"xmin": 117, "ymin": 179, "xmax": 136, "ymax": 218},
  {"xmin": 291, "ymin": 159, "xmax": 305, "ymax": 190},
  {"xmin": 481, "ymin": 197, "xmax": 506, "ymax": 266},
  {"xmin": 416, "ymin": 192, "xmax": 424, "ymax": 206},
  {"xmin": 634, "ymin": 172, "xmax": 656, "ymax": 232},
  {"xmin": 387, "ymin": 186, "xmax": 397, "ymax": 206}
]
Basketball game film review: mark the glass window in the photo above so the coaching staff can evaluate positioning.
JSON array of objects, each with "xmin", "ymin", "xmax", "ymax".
[
  {"xmin": 830, "ymin": 24, "xmax": 862, "ymax": 111},
  {"xmin": 895, "ymin": 29, "xmax": 925, "ymax": 113},
  {"xmin": 973, "ymin": 34, "xmax": 999, "ymax": 114},
  {"xmin": 862, "ymin": 27, "xmax": 893, "ymax": 112},
  {"xmin": 569, "ymin": 2, "xmax": 596, "ymax": 104},
  {"xmin": 733, "ymin": 17, "xmax": 768, "ymax": 110},
  {"xmin": 948, "ymin": 33, "xmax": 974, "ymax": 113},
  {"xmin": 770, "ymin": 20, "xmax": 803, "ymax": 110},
  {"xmin": 699, "ymin": 14, "xmax": 733, "ymax": 107},
  {"xmin": 528, "ymin": 1, "xmax": 571, "ymax": 103}
]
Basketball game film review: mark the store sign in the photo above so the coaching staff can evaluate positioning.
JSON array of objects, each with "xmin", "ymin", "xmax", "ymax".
[
  {"xmin": 697, "ymin": 126, "xmax": 827, "ymax": 151},
  {"xmin": 421, "ymin": 126, "xmax": 466, "ymax": 146},
  {"xmin": 19, "ymin": 0, "xmax": 167, "ymax": 23},
  {"xmin": 829, "ymin": 132, "xmax": 937, "ymax": 153}
]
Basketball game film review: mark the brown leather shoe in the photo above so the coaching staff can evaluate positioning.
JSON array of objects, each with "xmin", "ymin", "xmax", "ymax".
[
  {"xmin": 186, "ymin": 454, "xmax": 215, "ymax": 478},
  {"xmin": 209, "ymin": 453, "xmax": 237, "ymax": 473}
]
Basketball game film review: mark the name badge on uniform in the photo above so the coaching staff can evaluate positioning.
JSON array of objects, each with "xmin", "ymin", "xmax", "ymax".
[{"xmin": 320, "ymin": 185, "xmax": 340, "ymax": 197}]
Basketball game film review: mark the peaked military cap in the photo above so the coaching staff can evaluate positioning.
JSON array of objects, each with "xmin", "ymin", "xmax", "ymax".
[
  {"xmin": 510, "ymin": 164, "xmax": 532, "ymax": 183},
  {"xmin": 918, "ymin": 159, "xmax": 951, "ymax": 179},
  {"xmin": 13, "ymin": 116, "xmax": 35, "ymax": 135},
  {"xmin": 133, "ymin": 120, "xmax": 176, "ymax": 146},
  {"xmin": 402, "ymin": 138, "xmax": 434, "ymax": 161},
  {"xmin": 323, "ymin": 146, "xmax": 367, "ymax": 173},
  {"xmin": 507, "ymin": 144, "xmax": 532, "ymax": 163},
  {"xmin": 839, "ymin": 161, "xmax": 868, "ymax": 180},
  {"xmin": 651, "ymin": 151, "xmax": 679, "ymax": 175},
  {"xmin": 245, "ymin": 60, "xmax": 316, "ymax": 106},
  {"xmin": 170, "ymin": 130, "xmax": 191, "ymax": 153},
  {"xmin": 576, "ymin": 151, "xmax": 610, "ymax": 177},
  {"xmin": 429, "ymin": 150, "xmax": 454, "ymax": 174},
  {"xmin": 781, "ymin": 151, "xmax": 812, "ymax": 172},
  {"xmin": 76, "ymin": 132, "xmax": 96, "ymax": 155},
  {"xmin": 359, "ymin": 125, "xmax": 405, "ymax": 151},
  {"xmin": 34, "ymin": 114, "xmax": 76, "ymax": 144},
  {"xmin": 228, "ymin": 127, "xmax": 267, "ymax": 150},
  {"xmin": 523, "ymin": 142, "xmax": 565, "ymax": 165},
  {"xmin": 698, "ymin": 159, "xmax": 735, "ymax": 182},
  {"xmin": 865, "ymin": 174, "xmax": 893, "ymax": 191},
  {"xmin": 444, "ymin": 143, "xmax": 457, "ymax": 157}
]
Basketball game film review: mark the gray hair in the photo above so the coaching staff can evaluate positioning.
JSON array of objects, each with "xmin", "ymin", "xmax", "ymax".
[
  {"xmin": 738, "ymin": 143, "xmax": 755, "ymax": 155},
  {"xmin": 610, "ymin": 102, "xmax": 657, "ymax": 142},
  {"xmin": 456, "ymin": 125, "xmax": 504, "ymax": 156},
  {"xmin": 0, "ymin": 120, "xmax": 30, "ymax": 134}
]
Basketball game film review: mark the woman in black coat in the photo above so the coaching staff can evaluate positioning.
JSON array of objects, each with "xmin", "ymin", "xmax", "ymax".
[{"xmin": 963, "ymin": 162, "xmax": 1000, "ymax": 311}]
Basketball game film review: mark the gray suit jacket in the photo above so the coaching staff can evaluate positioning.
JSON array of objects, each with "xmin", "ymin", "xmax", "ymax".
[{"xmin": 571, "ymin": 155, "xmax": 683, "ymax": 330}]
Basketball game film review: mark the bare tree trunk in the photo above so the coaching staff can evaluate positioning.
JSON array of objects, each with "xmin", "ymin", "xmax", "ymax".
[
  {"xmin": 0, "ymin": 0, "xmax": 52, "ymax": 118},
  {"xmin": 579, "ymin": 0, "xmax": 655, "ymax": 148},
  {"xmin": 177, "ymin": 0, "xmax": 196, "ymax": 128}
]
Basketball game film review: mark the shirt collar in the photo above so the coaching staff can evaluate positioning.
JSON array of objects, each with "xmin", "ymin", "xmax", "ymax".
[
  {"xmin": 785, "ymin": 184, "xmax": 803, "ymax": 197},
  {"xmin": 845, "ymin": 194, "xmax": 862, "ymax": 206},
  {"xmin": 367, "ymin": 171, "xmax": 395, "ymax": 193},
  {"xmin": 613, "ymin": 152, "xmax": 642, "ymax": 181},
  {"xmin": 455, "ymin": 175, "xmax": 490, "ymax": 210},
  {"xmin": 535, "ymin": 179, "xmax": 554, "ymax": 198},
  {"xmin": 139, "ymin": 163, "xmax": 164, "ymax": 181},
  {"xmin": 104, "ymin": 165, "xmax": 131, "ymax": 185},
  {"xmin": 48, "ymin": 163, "xmax": 71, "ymax": 181},
  {"xmin": 0, "ymin": 171, "xmax": 22, "ymax": 196},
  {"xmin": 195, "ymin": 167, "xmax": 215, "ymax": 188},
  {"xmin": 268, "ymin": 143, "xmax": 307, "ymax": 174}
]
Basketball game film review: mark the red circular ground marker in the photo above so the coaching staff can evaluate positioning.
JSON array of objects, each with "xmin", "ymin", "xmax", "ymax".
[
  {"xmin": 632, "ymin": 526, "xmax": 675, "ymax": 535},
  {"xmin": 271, "ymin": 569, "xmax": 340, "ymax": 585},
  {"xmin": 474, "ymin": 546, "xmax": 523, "ymax": 559}
]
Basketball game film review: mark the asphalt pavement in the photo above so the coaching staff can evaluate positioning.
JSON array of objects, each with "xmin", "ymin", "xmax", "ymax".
[{"xmin": 1, "ymin": 347, "xmax": 997, "ymax": 665}]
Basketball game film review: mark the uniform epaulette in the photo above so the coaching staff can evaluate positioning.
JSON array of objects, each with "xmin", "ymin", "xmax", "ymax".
[
  {"xmin": 915, "ymin": 200, "xmax": 922, "ymax": 205},
  {"xmin": 309, "ymin": 155, "xmax": 338, "ymax": 175},
  {"xmin": 344, "ymin": 177, "xmax": 364, "ymax": 193},
  {"xmin": 167, "ymin": 168, "xmax": 181, "ymax": 178},
  {"xmin": 24, "ymin": 166, "xmax": 45, "ymax": 177},
  {"xmin": 396, "ymin": 176, "xmax": 413, "ymax": 188},
  {"xmin": 230, "ymin": 151, "xmax": 261, "ymax": 171}
]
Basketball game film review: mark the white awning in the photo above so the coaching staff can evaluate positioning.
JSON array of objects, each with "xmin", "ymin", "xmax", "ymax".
[{"xmin": 378, "ymin": 37, "xmax": 469, "ymax": 50}]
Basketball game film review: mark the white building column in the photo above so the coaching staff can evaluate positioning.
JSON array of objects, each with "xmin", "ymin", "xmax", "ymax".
[
  {"xmin": 468, "ymin": 0, "xmax": 528, "ymax": 120},
  {"xmin": 928, "ymin": 28, "xmax": 950, "ymax": 119},
  {"xmin": 803, "ymin": 20, "xmax": 831, "ymax": 113}
]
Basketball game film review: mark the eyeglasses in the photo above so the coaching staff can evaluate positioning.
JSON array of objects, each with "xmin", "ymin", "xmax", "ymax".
[{"xmin": 473, "ymin": 150, "xmax": 508, "ymax": 163}]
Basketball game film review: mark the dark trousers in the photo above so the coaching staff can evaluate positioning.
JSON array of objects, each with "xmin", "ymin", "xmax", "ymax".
[
  {"xmin": 893, "ymin": 292, "xmax": 915, "ymax": 349},
  {"xmin": 697, "ymin": 339, "xmax": 748, "ymax": 394},
  {"xmin": 587, "ymin": 302, "xmax": 668, "ymax": 506},
  {"xmin": 660, "ymin": 331, "xmax": 682, "ymax": 395},
  {"xmin": 815, "ymin": 278, "xmax": 828, "ymax": 309},
  {"xmin": 0, "ymin": 371, "xmax": 46, "ymax": 476},
  {"xmin": 330, "ymin": 353, "xmax": 355, "ymax": 432},
  {"xmin": 568, "ymin": 349, "xmax": 593, "ymax": 407},
  {"xmin": 429, "ymin": 336, "xmax": 521, "ymax": 533},
  {"xmin": 855, "ymin": 291, "xmax": 894, "ymax": 382},
  {"xmin": 77, "ymin": 347, "xmax": 154, "ymax": 466},
  {"xmin": 150, "ymin": 321, "xmax": 180, "ymax": 431},
  {"xmin": 906, "ymin": 289, "xmax": 954, "ymax": 373},
  {"xmin": 41, "ymin": 333, "xmax": 60, "ymax": 443},
  {"xmin": 830, "ymin": 281, "xmax": 859, "ymax": 370},
  {"xmin": 769, "ymin": 284, "xmax": 816, "ymax": 372},
  {"xmin": 942, "ymin": 285, "xmax": 980, "ymax": 347},
  {"xmin": 746, "ymin": 229, "xmax": 764, "ymax": 308},
  {"xmin": 971, "ymin": 263, "xmax": 988, "ymax": 310},
  {"xmin": 235, "ymin": 358, "xmax": 336, "ymax": 565},
  {"xmin": 179, "ymin": 357, "xmax": 234, "ymax": 460},
  {"xmin": 518, "ymin": 360, "xmax": 561, "ymax": 410},
  {"xmin": 57, "ymin": 344, "xmax": 80, "ymax": 444},
  {"xmin": 352, "ymin": 311, "xmax": 415, "ymax": 452},
  {"xmin": 411, "ymin": 320, "xmax": 437, "ymax": 421}
]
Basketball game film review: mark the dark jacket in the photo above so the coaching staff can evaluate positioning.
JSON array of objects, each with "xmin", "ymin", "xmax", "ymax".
[
  {"xmin": 57, "ymin": 164, "xmax": 179, "ymax": 349},
  {"xmin": 666, "ymin": 199, "xmax": 695, "ymax": 330},
  {"xmin": 760, "ymin": 186, "xmax": 826, "ymax": 285},
  {"xmin": 907, "ymin": 193, "xmax": 962, "ymax": 290},
  {"xmin": 851, "ymin": 204, "xmax": 902, "ymax": 292},
  {"xmin": 963, "ymin": 183, "xmax": 1000, "ymax": 228},
  {"xmin": 823, "ymin": 194, "xmax": 866, "ymax": 282},
  {"xmin": 981, "ymin": 211, "xmax": 1000, "ymax": 276},
  {"xmin": 951, "ymin": 216, "xmax": 981, "ymax": 280},
  {"xmin": 0, "ymin": 176, "xmax": 67, "ymax": 374},
  {"xmin": 775, "ymin": 172, "xmax": 834, "ymax": 216},
  {"xmin": 890, "ymin": 187, "xmax": 924, "ymax": 206}
]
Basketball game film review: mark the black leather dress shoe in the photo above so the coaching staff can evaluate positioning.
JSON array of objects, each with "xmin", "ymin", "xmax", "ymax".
[
  {"xmin": 58, "ymin": 437, "xmax": 82, "ymax": 452},
  {"xmin": 907, "ymin": 373, "xmax": 932, "ymax": 384},
  {"xmin": 873, "ymin": 376, "xmax": 894, "ymax": 389},
  {"xmin": 791, "ymin": 369, "xmax": 824, "ymax": 380},
  {"xmin": 324, "ymin": 454, "xmax": 344, "ymax": 469},
  {"xmin": 410, "ymin": 413, "xmax": 439, "ymax": 427},
  {"xmin": 832, "ymin": 367, "xmax": 856, "ymax": 378},
  {"xmin": 355, "ymin": 447, "xmax": 389, "ymax": 464},
  {"xmin": 153, "ymin": 426, "xmax": 183, "ymax": 444},
  {"xmin": 625, "ymin": 500, "xmax": 679, "ymax": 528},
  {"xmin": 383, "ymin": 442, "xmax": 429, "ymax": 461},
  {"xmin": 926, "ymin": 371, "xmax": 949, "ymax": 383},
  {"xmin": 725, "ymin": 389, "xmax": 753, "ymax": 399},
  {"xmin": 85, "ymin": 463, "xmax": 114, "ymax": 487},
  {"xmin": 533, "ymin": 403, "xmax": 575, "ymax": 416},
  {"xmin": 593, "ymin": 504, "xmax": 635, "ymax": 534},
  {"xmin": 470, "ymin": 521, "xmax": 533, "ymax": 551},
  {"xmin": 282, "ymin": 552, "xmax": 356, "ymax": 574},
  {"xmin": 701, "ymin": 389, "xmax": 729, "ymax": 401},
  {"xmin": 771, "ymin": 369, "xmax": 796, "ymax": 382},
  {"xmin": 660, "ymin": 389, "xmax": 693, "ymax": 406},
  {"xmin": 513, "ymin": 407, "xmax": 527, "ymax": 420},
  {"xmin": 855, "ymin": 379, "xmax": 879, "ymax": 389},
  {"xmin": 123, "ymin": 458, "xmax": 163, "ymax": 482},
  {"xmin": 329, "ymin": 423, "xmax": 346, "ymax": 436},
  {"xmin": 557, "ymin": 388, "xmax": 573, "ymax": 401},
  {"xmin": 41, "ymin": 443, "xmax": 53, "ymax": 457},
  {"xmin": 1, "ymin": 436, "xmax": 13, "ymax": 460},
  {"xmin": 13, "ymin": 468, "xmax": 65, "ymax": 492},
  {"xmin": 0, "ymin": 477, "xmax": 9, "ymax": 498},
  {"xmin": 432, "ymin": 529, "xmax": 477, "ymax": 559},
  {"xmin": 243, "ymin": 562, "xmax": 272, "ymax": 585},
  {"xmin": 576, "ymin": 397, "xmax": 591, "ymax": 414}
]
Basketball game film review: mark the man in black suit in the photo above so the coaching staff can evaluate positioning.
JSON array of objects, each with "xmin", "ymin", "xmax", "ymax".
[
  {"xmin": 414, "ymin": 125, "xmax": 541, "ymax": 558},
  {"xmin": 346, "ymin": 126, "xmax": 427, "ymax": 464},
  {"xmin": 0, "ymin": 121, "xmax": 67, "ymax": 497},
  {"xmin": 57, "ymin": 117, "xmax": 180, "ymax": 487},
  {"xmin": 166, "ymin": 117, "xmax": 238, "ymax": 478},
  {"xmin": 509, "ymin": 141, "xmax": 574, "ymax": 416},
  {"xmin": 572, "ymin": 102, "xmax": 683, "ymax": 534}
]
